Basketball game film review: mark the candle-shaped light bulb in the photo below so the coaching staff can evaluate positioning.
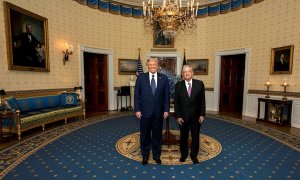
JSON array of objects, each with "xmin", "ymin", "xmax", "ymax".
[
  {"xmin": 180, "ymin": 0, "xmax": 182, "ymax": 9},
  {"xmin": 69, "ymin": 45, "xmax": 73, "ymax": 52},
  {"xmin": 152, "ymin": 0, "xmax": 154, "ymax": 9},
  {"xmin": 283, "ymin": 78, "xmax": 287, "ymax": 86},
  {"xmin": 266, "ymin": 81, "xmax": 270, "ymax": 86}
]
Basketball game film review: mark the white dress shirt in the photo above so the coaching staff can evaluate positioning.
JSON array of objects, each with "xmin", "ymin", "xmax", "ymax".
[
  {"xmin": 149, "ymin": 72, "xmax": 158, "ymax": 87},
  {"xmin": 185, "ymin": 79, "xmax": 192, "ymax": 89}
]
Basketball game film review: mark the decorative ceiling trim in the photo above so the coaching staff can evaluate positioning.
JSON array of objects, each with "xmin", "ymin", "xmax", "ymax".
[{"xmin": 74, "ymin": 0, "xmax": 263, "ymax": 19}]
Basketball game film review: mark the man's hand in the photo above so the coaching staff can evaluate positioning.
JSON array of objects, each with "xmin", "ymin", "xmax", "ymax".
[
  {"xmin": 177, "ymin": 118, "xmax": 184, "ymax": 125},
  {"xmin": 136, "ymin": 112, "xmax": 142, "ymax": 119},
  {"xmin": 163, "ymin": 112, "xmax": 169, "ymax": 119},
  {"xmin": 199, "ymin": 116, "xmax": 205, "ymax": 124}
]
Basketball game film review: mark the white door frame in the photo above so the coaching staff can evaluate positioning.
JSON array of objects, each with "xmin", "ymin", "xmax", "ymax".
[
  {"xmin": 213, "ymin": 48, "xmax": 250, "ymax": 115},
  {"xmin": 79, "ymin": 45, "xmax": 114, "ymax": 110}
]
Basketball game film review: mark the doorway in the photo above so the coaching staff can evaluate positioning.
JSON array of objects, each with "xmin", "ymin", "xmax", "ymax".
[
  {"xmin": 84, "ymin": 52, "xmax": 108, "ymax": 111},
  {"xmin": 219, "ymin": 54, "xmax": 245, "ymax": 114}
]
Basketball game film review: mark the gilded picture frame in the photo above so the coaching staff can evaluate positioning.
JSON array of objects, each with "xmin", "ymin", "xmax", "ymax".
[
  {"xmin": 153, "ymin": 23, "xmax": 174, "ymax": 48},
  {"xmin": 118, "ymin": 59, "xmax": 138, "ymax": 75},
  {"xmin": 4, "ymin": 2, "xmax": 49, "ymax": 72},
  {"xmin": 270, "ymin": 45, "xmax": 293, "ymax": 74},
  {"xmin": 187, "ymin": 59, "xmax": 209, "ymax": 75}
]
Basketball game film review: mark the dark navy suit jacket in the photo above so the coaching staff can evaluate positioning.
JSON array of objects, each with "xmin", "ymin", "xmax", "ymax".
[
  {"xmin": 134, "ymin": 72, "xmax": 170, "ymax": 118},
  {"xmin": 174, "ymin": 79, "xmax": 206, "ymax": 122}
]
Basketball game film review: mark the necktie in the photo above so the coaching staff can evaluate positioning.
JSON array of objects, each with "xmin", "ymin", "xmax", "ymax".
[
  {"xmin": 151, "ymin": 74, "xmax": 156, "ymax": 95},
  {"xmin": 187, "ymin": 82, "xmax": 191, "ymax": 97}
]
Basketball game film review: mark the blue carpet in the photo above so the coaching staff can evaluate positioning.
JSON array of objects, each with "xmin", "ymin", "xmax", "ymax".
[{"xmin": 2, "ymin": 115, "xmax": 300, "ymax": 179}]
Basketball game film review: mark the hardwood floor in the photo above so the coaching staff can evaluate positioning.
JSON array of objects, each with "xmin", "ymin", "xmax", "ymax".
[{"xmin": 1, "ymin": 110, "xmax": 299, "ymax": 150}]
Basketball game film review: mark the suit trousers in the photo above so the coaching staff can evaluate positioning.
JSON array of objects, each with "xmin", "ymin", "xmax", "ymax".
[
  {"xmin": 140, "ymin": 113, "xmax": 163, "ymax": 160},
  {"xmin": 179, "ymin": 119, "xmax": 201, "ymax": 159}
]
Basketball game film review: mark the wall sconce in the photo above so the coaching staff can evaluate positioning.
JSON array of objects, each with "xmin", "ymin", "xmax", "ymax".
[
  {"xmin": 264, "ymin": 80, "xmax": 271, "ymax": 98},
  {"xmin": 62, "ymin": 43, "xmax": 73, "ymax": 65},
  {"xmin": 0, "ymin": 89, "xmax": 6, "ymax": 106},
  {"xmin": 281, "ymin": 78, "xmax": 290, "ymax": 100}
]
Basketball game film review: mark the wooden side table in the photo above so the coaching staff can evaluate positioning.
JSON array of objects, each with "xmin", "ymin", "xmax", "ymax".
[
  {"xmin": 257, "ymin": 98, "xmax": 293, "ymax": 125},
  {"xmin": 0, "ymin": 110, "xmax": 14, "ymax": 143}
]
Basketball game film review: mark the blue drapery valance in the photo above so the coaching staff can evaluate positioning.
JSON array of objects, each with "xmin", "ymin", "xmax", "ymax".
[{"xmin": 75, "ymin": 0, "xmax": 264, "ymax": 19}]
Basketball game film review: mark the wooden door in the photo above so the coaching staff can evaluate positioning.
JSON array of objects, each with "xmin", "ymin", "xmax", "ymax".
[
  {"xmin": 84, "ymin": 52, "xmax": 108, "ymax": 111},
  {"xmin": 219, "ymin": 54, "xmax": 245, "ymax": 113}
]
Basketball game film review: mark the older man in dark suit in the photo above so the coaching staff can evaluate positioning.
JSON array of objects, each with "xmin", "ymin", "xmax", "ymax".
[
  {"xmin": 174, "ymin": 65, "xmax": 206, "ymax": 164},
  {"xmin": 134, "ymin": 58, "xmax": 170, "ymax": 165}
]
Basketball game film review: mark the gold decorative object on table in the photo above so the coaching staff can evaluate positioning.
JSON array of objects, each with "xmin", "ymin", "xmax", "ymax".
[
  {"xmin": 264, "ymin": 80, "xmax": 271, "ymax": 98},
  {"xmin": 281, "ymin": 78, "xmax": 289, "ymax": 100}
]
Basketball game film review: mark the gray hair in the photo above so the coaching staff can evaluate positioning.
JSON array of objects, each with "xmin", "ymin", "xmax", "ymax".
[{"xmin": 182, "ymin": 64, "xmax": 194, "ymax": 74}]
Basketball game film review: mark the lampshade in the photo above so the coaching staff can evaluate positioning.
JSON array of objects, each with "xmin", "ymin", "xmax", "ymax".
[{"xmin": 0, "ymin": 89, "xmax": 5, "ymax": 96}]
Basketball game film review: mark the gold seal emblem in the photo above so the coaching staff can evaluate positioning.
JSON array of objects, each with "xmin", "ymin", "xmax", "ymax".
[{"xmin": 66, "ymin": 95, "xmax": 74, "ymax": 104}]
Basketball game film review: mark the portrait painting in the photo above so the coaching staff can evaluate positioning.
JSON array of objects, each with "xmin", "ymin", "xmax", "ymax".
[
  {"xmin": 187, "ymin": 59, "xmax": 208, "ymax": 75},
  {"xmin": 270, "ymin": 45, "xmax": 294, "ymax": 74},
  {"xmin": 153, "ymin": 23, "xmax": 174, "ymax": 48},
  {"xmin": 118, "ymin": 59, "xmax": 138, "ymax": 75},
  {"xmin": 4, "ymin": 2, "xmax": 49, "ymax": 72},
  {"xmin": 151, "ymin": 56, "xmax": 177, "ymax": 76}
]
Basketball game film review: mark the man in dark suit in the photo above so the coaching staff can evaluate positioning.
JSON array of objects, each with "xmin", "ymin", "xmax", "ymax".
[
  {"xmin": 13, "ymin": 24, "xmax": 45, "ymax": 67},
  {"xmin": 134, "ymin": 58, "xmax": 170, "ymax": 165},
  {"xmin": 174, "ymin": 65, "xmax": 206, "ymax": 164},
  {"xmin": 274, "ymin": 53, "xmax": 289, "ymax": 71}
]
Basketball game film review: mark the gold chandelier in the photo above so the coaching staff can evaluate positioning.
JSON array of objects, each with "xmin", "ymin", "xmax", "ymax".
[{"xmin": 143, "ymin": 0, "xmax": 198, "ymax": 38}]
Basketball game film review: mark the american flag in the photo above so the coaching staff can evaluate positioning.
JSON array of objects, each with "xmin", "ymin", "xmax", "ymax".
[
  {"xmin": 136, "ymin": 50, "xmax": 144, "ymax": 76},
  {"xmin": 182, "ymin": 50, "xmax": 187, "ymax": 68},
  {"xmin": 181, "ymin": 50, "xmax": 187, "ymax": 78}
]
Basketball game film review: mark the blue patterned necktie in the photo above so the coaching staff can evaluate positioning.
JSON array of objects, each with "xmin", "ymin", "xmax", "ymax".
[{"xmin": 151, "ymin": 74, "xmax": 156, "ymax": 95}]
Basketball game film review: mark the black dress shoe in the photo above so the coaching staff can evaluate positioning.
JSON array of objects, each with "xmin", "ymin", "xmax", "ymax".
[
  {"xmin": 142, "ymin": 158, "xmax": 148, "ymax": 165},
  {"xmin": 179, "ymin": 157, "xmax": 186, "ymax": 162},
  {"xmin": 154, "ymin": 158, "xmax": 161, "ymax": 164},
  {"xmin": 191, "ymin": 158, "xmax": 199, "ymax": 164}
]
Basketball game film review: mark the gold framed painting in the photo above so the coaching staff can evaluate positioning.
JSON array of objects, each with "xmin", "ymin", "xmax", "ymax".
[
  {"xmin": 270, "ymin": 45, "xmax": 293, "ymax": 74},
  {"xmin": 153, "ymin": 23, "xmax": 174, "ymax": 48},
  {"xmin": 4, "ymin": 2, "xmax": 49, "ymax": 72},
  {"xmin": 118, "ymin": 59, "xmax": 138, "ymax": 75},
  {"xmin": 187, "ymin": 59, "xmax": 209, "ymax": 75}
]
